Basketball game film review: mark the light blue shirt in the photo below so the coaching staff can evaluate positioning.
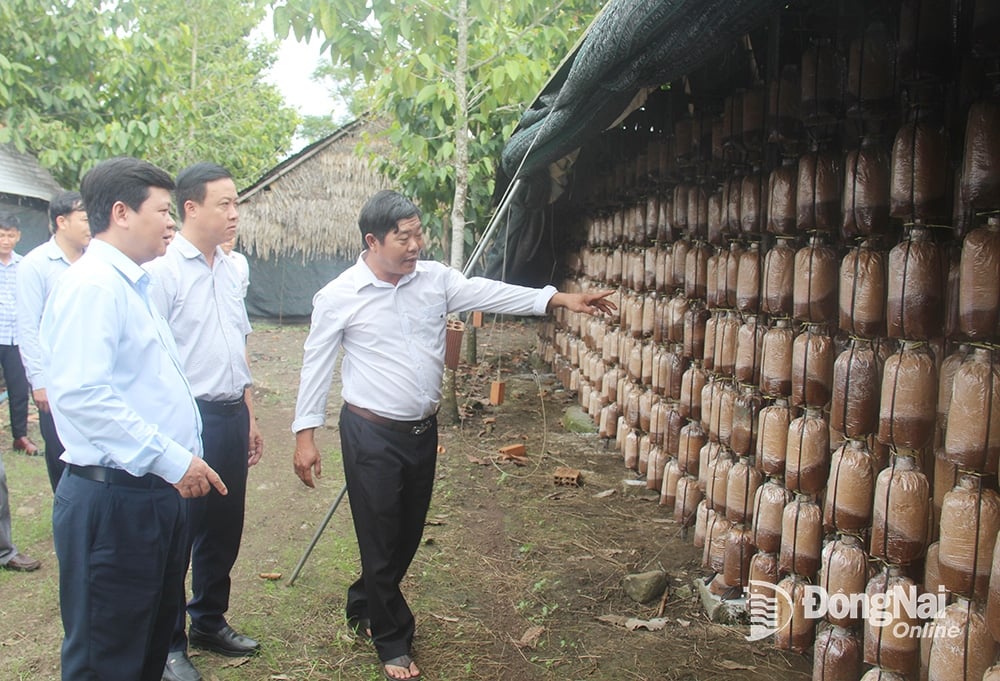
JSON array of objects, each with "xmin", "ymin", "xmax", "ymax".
[
  {"xmin": 16, "ymin": 237, "xmax": 73, "ymax": 390},
  {"xmin": 292, "ymin": 256, "xmax": 556, "ymax": 430},
  {"xmin": 146, "ymin": 232, "xmax": 253, "ymax": 402},
  {"xmin": 40, "ymin": 239, "xmax": 202, "ymax": 483},
  {"xmin": 0, "ymin": 251, "xmax": 23, "ymax": 345}
]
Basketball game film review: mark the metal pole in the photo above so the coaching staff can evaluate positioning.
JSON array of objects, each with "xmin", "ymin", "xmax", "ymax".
[
  {"xmin": 287, "ymin": 483, "xmax": 349, "ymax": 586},
  {"xmin": 462, "ymin": 178, "xmax": 523, "ymax": 277}
]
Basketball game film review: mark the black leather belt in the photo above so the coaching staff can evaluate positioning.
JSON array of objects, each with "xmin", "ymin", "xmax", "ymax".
[
  {"xmin": 196, "ymin": 396, "xmax": 246, "ymax": 415},
  {"xmin": 345, "ymin": 403, "xmax": 436, "ymax": 436},
  {"xmin": 67, "ymin": 464, "xmax": 171, "ymax": 489}
]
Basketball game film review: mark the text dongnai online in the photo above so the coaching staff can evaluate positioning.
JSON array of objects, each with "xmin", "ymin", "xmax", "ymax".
[{"xmin": 746, "ymin": 581, "xmax": 958, "ymax": 640}]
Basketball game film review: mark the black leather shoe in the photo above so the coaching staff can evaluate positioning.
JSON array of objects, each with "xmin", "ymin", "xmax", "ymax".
[
  {"xmin": 162, "ymin": 651, "xmax": 201, "ymax": 681},
  {"xmin": 189, "ymin": 624, "xmax": 260, "ymax": 657}
]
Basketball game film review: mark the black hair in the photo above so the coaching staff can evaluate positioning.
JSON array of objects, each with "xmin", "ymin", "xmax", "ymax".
[
  {"xmin": 357, "ymin": 190, "xmax": 421, "ymax": 250},
  {"xmin": 0, "ymin": 214, "xmax": 20, "ymax": 230},
  {"xmin": 80, "ymin": 157, "xmax": 175, "ymax": 235},
  {"xmin": 48, "ymin": 191, "xmax": 84, "ymax": 234},
  {"xmin": 175, "ymin": 162, "xmax": 233, "ymax": 222}
]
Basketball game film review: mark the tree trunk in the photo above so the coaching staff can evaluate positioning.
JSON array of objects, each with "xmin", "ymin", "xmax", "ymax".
[
  {"xmin": 442, "ymin": 0, "xmax": 472, "ymax": 424},
  {"xmin": 449, "ymin": 0, "xmax": 470, "ymax": 270},
  {"xmin": 439, "ymin": 367, "xmax": 460, "ymax": 426},
  {"xmin": 465, "ymin": 323, "xmax": 477, "ymax": 364}
]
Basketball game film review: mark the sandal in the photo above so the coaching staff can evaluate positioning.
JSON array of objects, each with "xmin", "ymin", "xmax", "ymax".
[
  {"xmin": 347, "ymin": 616, "xmax": 372, "ymax": 643},
  {"xmin": 382, "ymin": 654, "xmax": 421, "ymax": 680}
]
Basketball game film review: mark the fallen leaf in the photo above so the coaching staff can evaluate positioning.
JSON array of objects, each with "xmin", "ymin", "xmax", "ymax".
[
  {"xmin": 626, "ymin": 617, "xmax": 668, "ymax": 631},
  {"xmin": 596, "ymin": 614, "xmax": 629, "ymax": 628},
  {"xmin": 596, "ymin": 615, "xmax": 668, "ymax": 631},
  {"xmin": 514, "ymin": 625, "xmax": 545, "ymax": 649},
  {"xmin": 466, "ymin": 454, "xmax": 489, "ymax": 465},
  {"xmin": 437, "ymin": 445, "xmax": 446, "ymax": 454},
  {"xmin": 717, "ymin": 660, "xmax": 756, "ymax": 671},
  {"xmin": 258, "ymin": 572, "xmax": 282, "ymax": 580},
  {"xmin": 222, "ymin": 657, "xmax": 251, "ymax": 668},
  {"xmin": 676, "ymin": 618, "xmax": 691, "ymax": 627},
  {"xmin": 593, "ymin": 489, "xmax": 616, "ymax": 498},
  {"xmin": 498, "ymin": 452, "xmax": 529, "ymax": 466}
]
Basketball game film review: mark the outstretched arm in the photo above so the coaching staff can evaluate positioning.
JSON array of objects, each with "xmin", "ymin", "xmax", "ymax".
[{"xmin": 546, "ymin": 289, "xmax": 617, "ymax": 316}]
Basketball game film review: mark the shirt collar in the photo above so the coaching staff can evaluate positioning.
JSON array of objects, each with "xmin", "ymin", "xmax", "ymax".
[
  {"xmin": 351, "ymin": 250, "xmax": 421, "ymax": 292},
  {"xmin": 87, "ymin": 238, "xmax": 149, "ymax": 287},
  {"xmin": 44, "ymin": 236, "xmax": 75, "ymax": 264}
]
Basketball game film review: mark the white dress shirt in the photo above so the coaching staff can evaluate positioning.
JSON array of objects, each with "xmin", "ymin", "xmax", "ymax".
[
  {"xmin": 146, "ymin": 232, "xmax": 253, "ymax": 402},
  {"xmin": 227, "ymin": 249, "xmax": 250, "ymax": 299},
  {"xmin": 292, "ymin": 255, "xmax": 556, "ymax": 431},
  {"xmin": 40, "ymin": 239, "xmax": 202, "ymax": 483},
  {"xmin": 16, "ymin": 237, "xmax": 73, "ymax": 390},
  {"xmin": 0, "ymin": 252, "xmax": 22, "ymax": 345}
]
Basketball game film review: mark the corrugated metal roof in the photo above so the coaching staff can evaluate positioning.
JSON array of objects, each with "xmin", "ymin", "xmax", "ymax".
[{"xmin": 0, "ymin": 144, "xmax": 63, "ymax": 202}]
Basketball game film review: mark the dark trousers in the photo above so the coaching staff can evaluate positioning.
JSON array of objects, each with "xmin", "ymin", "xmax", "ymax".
[
  {"xmin": 340, "ymin": 405, "xmax": 437, "ymax": 662},
  {"xmin": 171, "ymin": 401, "xmax": 249, "ymax": 651},
  {"xmin": 40, "ymin": 408, "xmax": 66, "ymax": 492},
  {"xmin": 0, "ymin": 344, "xmax": 29, "ymax": 439},
  {"xmin": 53, "ymin": 468, "xmax": 187, "ymax": 681}
]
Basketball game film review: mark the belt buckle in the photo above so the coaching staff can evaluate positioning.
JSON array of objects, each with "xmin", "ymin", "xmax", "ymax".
[{"xmin": 410, "ymin": 420, "xmax": 430, "ymax": 436}]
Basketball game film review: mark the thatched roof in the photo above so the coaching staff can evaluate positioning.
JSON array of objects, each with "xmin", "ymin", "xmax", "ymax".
[
  {"xmin": 0, "ymin": 144, "xmax": 62, "ymax": 203},
  {"xmin": 237, "ymin": 117, "xmax": 388, "ymax": 260}
]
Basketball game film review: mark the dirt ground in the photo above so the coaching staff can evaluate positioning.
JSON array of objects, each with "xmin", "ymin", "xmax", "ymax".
[{"xmin": 0, "ymin": 319, "xmax": 812, "ymax": 681}]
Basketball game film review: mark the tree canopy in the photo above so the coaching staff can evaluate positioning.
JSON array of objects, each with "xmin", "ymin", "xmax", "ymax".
[
  {"xmin": 273, "ymin": 0, "xmax": 604, "ymax": 265},
  {"xmin": 0, "ymin": 0, "xmax": 299, "ymax": 189}
]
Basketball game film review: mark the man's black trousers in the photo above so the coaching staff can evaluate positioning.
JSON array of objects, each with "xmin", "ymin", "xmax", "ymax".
[
  {"xmin": 339, "ymin": 404, "xmax": 437, "ymax": 663},
  {"xmin": 171, "ymin": 400, "xmax": 250, "ymax": 651}
]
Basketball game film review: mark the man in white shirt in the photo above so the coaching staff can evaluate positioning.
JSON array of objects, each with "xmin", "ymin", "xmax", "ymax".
[
  {"xmin": 221, "ymin": 235, "xmax": 249, "ymax": 299},
  {"xmin": 0, "ymin": 215, "xmax": 41, "ymax": 575},
  {"xmin": 41, "ymin": 156, "xmax": 226, "ymax": 681},
  {"xmin": 147, "ymin": 163, "xmax": 264, "ymax": 681},
  {"xmin": 292, "ymin": 190, "xmax": 614, "ymax": 681},
  {"xmin": 17, "ymin": 190, "xmax": 91, "ymax": 491},
  {"xmin": 0, "ymin": 217, "xmax": 37, "ymax": 456}
]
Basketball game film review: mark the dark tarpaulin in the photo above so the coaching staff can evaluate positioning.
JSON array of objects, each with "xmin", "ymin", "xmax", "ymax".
[
  {"xmin": 499, "ymin": 0, "xmax": 788, "ymax": 184},
  {"xmin": 486, "ymin": 0, "xmax": 788, "ymax": 282}
]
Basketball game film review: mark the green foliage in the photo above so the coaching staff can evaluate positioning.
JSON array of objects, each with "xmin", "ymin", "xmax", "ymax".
[
  {"xmin": 273, "ymin": 0, "xmax": 603, "ymax": 263},
  {"xmin": 1, "ymin": 0, "xmax": 299, "ymax": 189}
]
